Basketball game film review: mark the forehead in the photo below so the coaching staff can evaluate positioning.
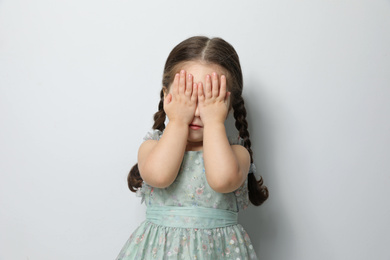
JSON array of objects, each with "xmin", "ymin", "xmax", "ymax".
[
  {"xmin": 181, "ymin": 61, "xmax": 225, "ymax": 78},
  {"xmin": 177, "ymin": 61, "xmax": 226, "ymax": 85}
]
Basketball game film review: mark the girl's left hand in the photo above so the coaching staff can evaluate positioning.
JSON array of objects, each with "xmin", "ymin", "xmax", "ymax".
[{"xmin": 197, "ymin": 72, "xmax": 230, "ymax": 126}]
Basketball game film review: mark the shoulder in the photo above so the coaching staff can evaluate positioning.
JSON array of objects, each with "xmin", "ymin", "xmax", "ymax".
[
  {"xmin": 138, "ymin": 129, "xmax": 162, "ymax": 157},
  {"xmin": 231, "ymin": 144, "xmax": 250, "ymax": 158},
  {"xmin": 231, "ymin": 144, "xmax": 250, "ymax": 175},
  {"xmin": 229, "ymin": 136, "xmax": 250, "ymax": 164}
]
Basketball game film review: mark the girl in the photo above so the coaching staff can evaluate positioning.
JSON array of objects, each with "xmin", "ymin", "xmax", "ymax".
[{"xmin": 117, "ymin": 36, "xmax": 269, "ymax": 260}]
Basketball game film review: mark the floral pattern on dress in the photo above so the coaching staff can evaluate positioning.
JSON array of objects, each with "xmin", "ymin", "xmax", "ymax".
[
  {"xmin": 117, "ymin": 221, "xmax": 257, "ymax": 260},
  {"xmin": 117, "ymin": 129, "xmax": 258, "ymax": 259},
  {"xmin": 140, "ymin": 129, "xmax": 252, "ymax": 210}
]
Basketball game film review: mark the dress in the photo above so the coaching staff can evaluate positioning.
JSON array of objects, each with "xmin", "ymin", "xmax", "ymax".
[{"xmin": 116, "ymin": 130, "xmax": 258, "ymax": 260}]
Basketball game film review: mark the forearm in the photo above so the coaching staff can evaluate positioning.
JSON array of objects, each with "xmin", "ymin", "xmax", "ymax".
[
  {"xmin": 203, "ymin": 122, "xmax": 242, "ymax": 193},
  {"xmin": 139, "ymin": 121, "xmax": 188, "ymax": 187}
]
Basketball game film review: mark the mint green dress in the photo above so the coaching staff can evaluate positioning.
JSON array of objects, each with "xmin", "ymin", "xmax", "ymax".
[{"xmin": 116, "ymin": 130, "xmax": 258, "ymax": 260}]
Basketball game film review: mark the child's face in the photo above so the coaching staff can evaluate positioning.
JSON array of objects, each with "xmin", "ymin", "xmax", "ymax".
[{"xmin": 167, "ymin": 61, "xmax": 226, "ymax": 150}]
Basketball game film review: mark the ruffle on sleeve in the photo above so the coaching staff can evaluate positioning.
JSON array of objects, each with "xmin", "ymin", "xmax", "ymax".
[
  {"xmin": 136, "ymin": 181, "xmax": 152, "ymax": 205},
  {"xmin": 136, "ymin": 129, "xmax": 162, "ymax": 204},
  {"xmin": 248, "ymin": 162, "xmax": 260, "ymax": 179},
  {"xmin": 135, "ymin": 185, "xmax": 144, "ymax": 203},
  {"xmin": 229, "ymin": 135, "xmax": 259, "ymax": 210},
  {"xmin": 228, "ymin": 136, "xmax": 244, "ymax": 146},
  {"xmin": 143, "ymin": 129, "xmax": 163, "ymax": 141},
  {"xmin": 229, "ymin": 136, "xmax": 258, "ymax": 177}
]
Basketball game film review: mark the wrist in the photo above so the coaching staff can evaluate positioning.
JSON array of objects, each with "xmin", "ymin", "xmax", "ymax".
[
  {"xmin": 202, "ymin": 116, "xmax": 225, "ymax": 126},
  {"xmin": 203, "ymin": 121, "xmax": 226, "ymax": 131},
  {"xmin": 167, "ymin": 120, "xmax": 190, "ymax": 130}
]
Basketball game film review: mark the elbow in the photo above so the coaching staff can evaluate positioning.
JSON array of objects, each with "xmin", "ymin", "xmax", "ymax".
[
  {"xmin": 207, "ymin": 168, "xmax": 244, "ymax": 193},
  {"xmin": 208, "ymin": 179, "xmax": 240, "ymax": 193},
  {"xmin": 148, "ymin": 175, "xmax": 174, "ymax": 188},
  {"xmin": 139, "ymin": 164, "xmax": 175, "ymax": 188},
  {"xmin": 208, "ymin": 182, "xmax": 232, "ymax": 193}
]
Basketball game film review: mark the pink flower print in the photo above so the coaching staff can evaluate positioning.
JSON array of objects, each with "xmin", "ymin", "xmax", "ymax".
[
  {"xmin": 159, "ymin": 235, "xmax": 165, "ymax": 244},
  {"xmin": 196, "ymin": 186, "xmax": 204, "ymax": 195},
  {"xmin": 152, "ymin": 247, "xmax": 158, "ymax": 256},
  {"xmin": 202, "ymin": 244, "xmax": 207, "ymax": 251}
]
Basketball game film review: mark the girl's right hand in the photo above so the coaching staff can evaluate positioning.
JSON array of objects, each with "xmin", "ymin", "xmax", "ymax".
[{"xmin": 164, "ymin": 70, "xmax": 198, "ymax": 125}]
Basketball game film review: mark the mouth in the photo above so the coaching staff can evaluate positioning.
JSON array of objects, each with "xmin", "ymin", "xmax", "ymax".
[{"xmin": 189, "ymin": 124, "xmax": 202, "ymax": 130}]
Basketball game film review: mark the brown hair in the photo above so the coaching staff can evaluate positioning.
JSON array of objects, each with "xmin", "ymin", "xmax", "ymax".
[{"xmin": 128, "ymin": 36, "xmax": 269, "ymax": 206}]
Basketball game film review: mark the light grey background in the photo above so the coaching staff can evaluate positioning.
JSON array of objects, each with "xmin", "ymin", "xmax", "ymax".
[{"xmin": 1, "ymin": 0, "xmax": 390, "ymax": 259}]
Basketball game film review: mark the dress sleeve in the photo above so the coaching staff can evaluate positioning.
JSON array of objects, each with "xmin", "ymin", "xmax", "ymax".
[
  {"xmin": 228, "ymin": 136, "xmax": 257, "ymax": 175},
  {"xmin": 228, "ymin": 136, "xmax": 244, "ymax": 146},
  {"xmin": 143, "ymin": 129, "xmax": 163, "ymax": 141},
  {"xmin": 135, "ymin": 129, "xmax": 163, "ymax": 204}
]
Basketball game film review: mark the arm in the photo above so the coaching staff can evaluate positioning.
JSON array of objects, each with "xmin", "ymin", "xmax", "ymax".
[
  {"xmin": 138, "ymin": 70, "xmax": 197, "ymax": 188},
  {"xmin": 198, "ymin": 73, "xmax": 250, "ymax": 193},
  {"xmin": 203, "ymin": 124, "xmax": 250, "ymax": 193}
]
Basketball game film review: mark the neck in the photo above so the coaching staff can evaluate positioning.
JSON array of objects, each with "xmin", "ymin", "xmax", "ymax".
[{"xmin": 185, "ymin": 141, "xmax": 203, "ymax": 151}]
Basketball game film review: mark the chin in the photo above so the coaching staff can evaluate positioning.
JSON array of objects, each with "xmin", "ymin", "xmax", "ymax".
[{"xmin": 187, "ymin": 131, "xmax": 204, "ymax": 143}]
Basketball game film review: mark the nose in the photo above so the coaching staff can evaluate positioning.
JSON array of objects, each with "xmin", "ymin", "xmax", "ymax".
[{"xmin": 195, "ymin": 103, "xmax": 200, "ymax": 117}]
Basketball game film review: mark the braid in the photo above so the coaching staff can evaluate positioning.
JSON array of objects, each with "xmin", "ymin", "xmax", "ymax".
[
  {"xmin": 233, "ymin": 96, "xmax": 253, "ymax": 162},
  {"xmin": 232, "ymin": 95, "xmax": 269, "ymax": 206},
  {"xmin": 127, "ymin": 36, "xmax": 269, "ymax": 205},
  {"xmin": 152, "ymin": 89, "xmax": 166, "ymax": 131},
  {"xmin": 128, "ymin": 89, "xmax": 166, "ymax": 192},
  {"xmin": 127, "ymin": 164, "xmax": 141, "ymax": 192}
]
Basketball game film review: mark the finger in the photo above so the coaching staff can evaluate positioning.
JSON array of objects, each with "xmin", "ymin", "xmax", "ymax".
[
  {"xmin": 197, "ymin": 82, "xmax": 204, "ymax": 102},
  {"xmin": 185, "ymin": 73, "xmax": 193, "ymax": 97},
  {"xmin": 212, "ymin": 72, "xmax": 219, "ymax": 97},
  {"xmin": 218, "ymin": 74, "xmax": 227, "ymax": 101},
  {"xmin": 179, "ymin": 70, "xmax": 186, "ymax": 95},
  {"xmin": 172, "ymin": 73, "xmax": 180, "ymax": 96},
  {"xmin": 191, "ymin": 83, "xmax": 198, "ymax": 103},
  {"xmin": 205, "ymin": 74, "xmax": 212, "ymax": 99}
]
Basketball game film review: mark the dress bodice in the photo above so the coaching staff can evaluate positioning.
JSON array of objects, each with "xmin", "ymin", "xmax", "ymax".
[
  {"xmin": 139, "ymin": 150, "xmax": 249, "ymax": 212},
  {"xmin": 137, "ymin": 129, "xmax": 250, "ymax": 212}
]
